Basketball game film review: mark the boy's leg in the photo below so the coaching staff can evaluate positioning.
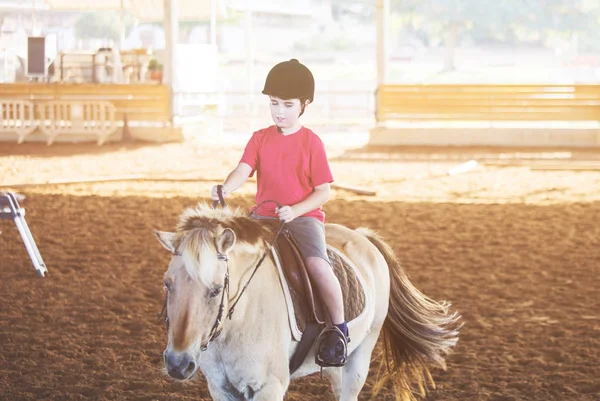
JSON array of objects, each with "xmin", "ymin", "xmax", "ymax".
[
  {"xmin": 306, "ymin": 257, "xmax": 350, "ymax": 367},
  {"xmin": 285, "ymin": 218, "xmax": 346, "ymax": 327},
  {"xmin": 305, "ymin": 256, "xmax": 345, "ymax": 325},
  {"xmin": 285, "ymin": 217, "xmax": 349, "ymax": 366}
]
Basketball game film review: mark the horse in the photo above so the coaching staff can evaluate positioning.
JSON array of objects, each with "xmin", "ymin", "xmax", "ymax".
[{"xmin": 154, "ymin": 204, "xmax": 461, "ymax": 401}]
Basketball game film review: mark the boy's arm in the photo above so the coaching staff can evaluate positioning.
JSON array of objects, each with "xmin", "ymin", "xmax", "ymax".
[
  {"xmin": 220, "ymin": 163, "xmax": 253, "ymax": 196},
  {"xmin": 278, "ymin": 183, "xmax": 331, "ymax": 222}
]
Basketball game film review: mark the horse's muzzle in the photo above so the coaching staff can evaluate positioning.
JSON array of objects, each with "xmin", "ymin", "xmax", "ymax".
[{"xmin": 164, "ymin": 349, "xmax": 196, "ymax": 380}]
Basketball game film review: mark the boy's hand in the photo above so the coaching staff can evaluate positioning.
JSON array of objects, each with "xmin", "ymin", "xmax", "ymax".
[
  {"xmin": 276, "ymin": 205, "xmax": 297, "ymax": 223},
  {"xmin": 211, "ymin": 185, "xmax": 228, "ymax": 201}
]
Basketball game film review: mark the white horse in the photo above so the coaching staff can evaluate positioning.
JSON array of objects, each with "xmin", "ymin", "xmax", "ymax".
[{"xmin": 155, "ymin": 205, "xmax": 461, "ymax": 401}]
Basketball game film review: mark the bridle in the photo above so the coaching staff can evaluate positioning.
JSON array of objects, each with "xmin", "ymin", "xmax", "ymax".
[{"xmin": 159, "ymin": 185, "xmax": 285, "ymax": 351}]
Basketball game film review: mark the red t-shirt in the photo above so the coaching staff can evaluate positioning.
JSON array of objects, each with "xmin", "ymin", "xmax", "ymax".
[{"xmin": 240, "ymin": 125, "xmax": 334, "ymax": 222}]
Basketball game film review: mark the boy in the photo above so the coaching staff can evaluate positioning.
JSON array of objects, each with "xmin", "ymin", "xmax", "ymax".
[{"xmin": 211, "ymin": 59, "xmax": 348, "ymax": 367}]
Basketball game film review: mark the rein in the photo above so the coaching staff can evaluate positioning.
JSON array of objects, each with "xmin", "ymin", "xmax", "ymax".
[{"xmin": 160, "ymin": 185, "xmax": 285, "ymax": 352}]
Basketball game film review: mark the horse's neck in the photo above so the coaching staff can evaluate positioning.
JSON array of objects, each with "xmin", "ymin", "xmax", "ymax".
[
  {"xmin": 205, "ymin": 250, "xmax": 290, "ymax": 377},
  {"xmin": 227, "ymin": 249, "xmax": 286, "ymax": 325}
]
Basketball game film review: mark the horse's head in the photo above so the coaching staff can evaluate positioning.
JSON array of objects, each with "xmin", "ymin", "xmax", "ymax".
[
  {"xmin": 154, "ymin": 205, "xmax": 272, "ymax": 380},
  {"xmin": 155, "ymin": 227, "xmax": 235, "ymax": 379}
]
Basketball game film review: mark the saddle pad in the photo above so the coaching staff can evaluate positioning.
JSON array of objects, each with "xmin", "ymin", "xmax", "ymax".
[{"xmin": 272, "ymin": 245, "xmax": 368, "ymax": 341}]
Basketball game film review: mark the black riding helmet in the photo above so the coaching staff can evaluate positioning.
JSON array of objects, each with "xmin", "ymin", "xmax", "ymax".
[{"xmin": 262, "ymin": 59, "xmax": 315, "ymax": 104}]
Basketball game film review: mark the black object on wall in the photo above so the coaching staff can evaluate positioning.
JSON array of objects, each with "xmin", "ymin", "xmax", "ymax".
[{"xmin": 27, "ymin": 36, "xmax": 46, "ymax": 77}]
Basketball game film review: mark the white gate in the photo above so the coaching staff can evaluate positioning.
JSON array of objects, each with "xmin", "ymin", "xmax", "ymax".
[
  {"xmin": 0, "ymin": 100, "xmax": 37, "ymax": 143},
  {"xmin": 38, "ymin": 100, "xmax": 119, "ymax": 145}
]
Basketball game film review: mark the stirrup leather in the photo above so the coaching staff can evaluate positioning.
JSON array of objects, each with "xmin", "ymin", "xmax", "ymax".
[{"xmin": 315, "ymin": 326, "xmax": 348, "ymax": 367}]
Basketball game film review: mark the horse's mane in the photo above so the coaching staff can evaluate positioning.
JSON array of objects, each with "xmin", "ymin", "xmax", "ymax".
[
  {"xmin": 173, "ymin": 204, "xmax": 277, "ymax": 286},
  {"xmin": 176, "ymin": 203, "xmax": 276, "ymax": 253}
]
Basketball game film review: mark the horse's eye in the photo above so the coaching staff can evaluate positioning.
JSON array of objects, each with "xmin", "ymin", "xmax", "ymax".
[
  {"xmin": 163, "ymin": 280, "xmax": 173, "ymax": 292},
  {"xmin": 209, "ymin": 286, "xmax": 223, "ymax": 298}
]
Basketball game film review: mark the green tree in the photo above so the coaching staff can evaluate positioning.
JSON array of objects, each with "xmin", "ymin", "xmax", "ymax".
[
  {"xmin": 75, "ymin": 12, "xmax": 134, "ymax": 42},
  {"xmin": 391, "ymin": 0, "xmax": 600, "ymax": 69}
]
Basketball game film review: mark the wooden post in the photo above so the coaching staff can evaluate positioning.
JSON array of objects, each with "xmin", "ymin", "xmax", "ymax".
[
  {"xmin": 163, "ymin": 0, "xmax": 179, "ymax": 123},
  {"xmin": 376, "ymin": 0, "xmax": 389, "ymax": 87},
  {"xmin": 210, "ymin": 0, "xmax": 217, "ymax": 46},
  {"xmin": 244, "ymin": 6, "xmax": 255, "ymax": 117},
  {"xmin": 120, "ymin": 0, "xmax": 126, "ymax": 49},
  {"xmin": 375, "ymin": 0, "xmax": 389, "ymax": 125}
]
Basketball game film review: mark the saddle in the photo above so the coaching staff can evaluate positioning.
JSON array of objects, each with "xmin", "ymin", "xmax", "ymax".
[
  {"xmin": 274, "ymin": 230, "xmax": 326, "ymax": 328},
  {"xmin": 270, "ymin": 228, "xmax": 367, "ymax": 371}
]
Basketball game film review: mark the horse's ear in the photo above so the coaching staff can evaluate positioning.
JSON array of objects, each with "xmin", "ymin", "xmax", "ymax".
[
  {"xmin": 154, "ymin": 231, "xmax": 178, "ymax": 253},
  {"xmin": 216, "ymin": 228, "xmax": 236, "ymax": 255}
]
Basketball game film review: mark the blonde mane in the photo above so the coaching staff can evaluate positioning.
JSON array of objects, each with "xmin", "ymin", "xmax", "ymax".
[{"xmin": 174, "ymin": 204, "xmax": 276, "ymax": 286}]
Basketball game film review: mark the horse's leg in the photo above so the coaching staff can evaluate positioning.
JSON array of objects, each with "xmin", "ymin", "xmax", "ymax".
[
  {"xmin": 324, "ymin": 368, "xmax": 343, "ymax": 399},
  {"xmin": 338, "ymin": 330, "xmax": 380, "ymax": 401},
  {"xmin": 250, "ymin": 380, "xmax": 286, "ymax": 401},
  {"xmin": 206, "ymin": 380, "xmax": 235, "ymax": 401}
]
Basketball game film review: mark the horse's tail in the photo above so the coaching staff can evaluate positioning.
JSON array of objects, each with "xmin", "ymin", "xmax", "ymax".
[{"xmin": 357, "ymin": 227, "xmax": 462, "ymax": 401}]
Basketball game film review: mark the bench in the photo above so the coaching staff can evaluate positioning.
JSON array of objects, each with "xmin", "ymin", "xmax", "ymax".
[
  {"xmin": 50, "ymin": 84, "xmax": 171, "ymax": 126},
  {"xmin": 371, "ymin": 84, "xmax": 600, "ymax": 147},
  {"xmin": 0, "ymin": 83, "xmax": 172, "ymax": 144},
  {"xmin": 376, "ymin": 84, "xmax": 600, "ymax": 123},
  {"xmin": 0, "ymin": 83, "xmax": 170, "ymax": 124}
]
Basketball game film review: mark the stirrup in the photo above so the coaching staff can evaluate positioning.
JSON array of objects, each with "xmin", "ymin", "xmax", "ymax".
[{"xmin": 315, "ymin": 326, "xmax": 348, "ymax": 368}]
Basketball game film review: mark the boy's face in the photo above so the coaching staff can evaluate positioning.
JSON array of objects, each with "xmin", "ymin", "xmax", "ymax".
[{"xmin": 269, "ymin": 96, "xmax": 307, "ymax": 129}]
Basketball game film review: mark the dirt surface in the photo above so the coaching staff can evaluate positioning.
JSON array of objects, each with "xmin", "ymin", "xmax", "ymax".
[{"xmin": 1, "ymin": 137, "xmax": 599, "ymax": 400}]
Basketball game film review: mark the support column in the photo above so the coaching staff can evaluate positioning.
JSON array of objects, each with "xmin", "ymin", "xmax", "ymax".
[
  {"xmin": 375, "ymin": 0, "xmax": 389, "ymax": 125},
  {"xmin": 163, "ymin": 0, "xmax": 179, "ymax": 123},
  {"xmin": 120, "ymin": 0, "xmax": 126, "ymax": 49},
  {"xmin": 244, "ymin": 7, "xmax": 255, "ymax": 116},
  {"xmin": 210, "ymin": 0, "xmax": 217, "ymax": 45},
  {"xmin": 376, "ymin": 0, "xmax": 389, "ymax": 86},
  {"xmin": 31, "ymin": 0, "xmax": 36, "ymax": 35}
]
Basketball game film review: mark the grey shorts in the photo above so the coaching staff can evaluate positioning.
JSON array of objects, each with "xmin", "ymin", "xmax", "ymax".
[{"xmin": 250, "ymin": 214, "xmax": 330, "ymax": 264}]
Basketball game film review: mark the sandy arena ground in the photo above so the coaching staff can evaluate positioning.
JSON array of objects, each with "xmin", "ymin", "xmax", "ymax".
[{"xmin": 1, "ymin": 134, "xmax": 599, "ymax": 400}]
